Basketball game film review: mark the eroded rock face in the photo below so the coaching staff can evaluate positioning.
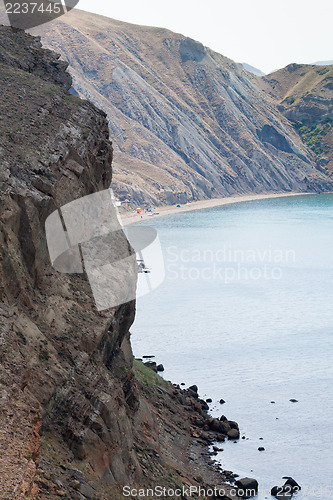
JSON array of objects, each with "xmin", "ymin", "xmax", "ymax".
[
  {"xmin": 179, "ymin": 37, "xmax": 206, "ymax": 63},
  {"xmin": 0, "ymin": 26, "xmax": 139, "ymax": 496},
  {"xmin": 21, "ymin": 11, "xmax": 333, "ymax": 207},
  {"xmin": 259, "ymin": 63, "xmax": 333, "ymax": 177},
  {"xmin": 257, "ymin": 125, "xmax": 293, "ymax": 154}
]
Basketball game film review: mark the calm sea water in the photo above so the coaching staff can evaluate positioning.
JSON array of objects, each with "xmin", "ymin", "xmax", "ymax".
[{"xmin": 131, "ymin": 194, "xmax": 333, "ymax": 499}]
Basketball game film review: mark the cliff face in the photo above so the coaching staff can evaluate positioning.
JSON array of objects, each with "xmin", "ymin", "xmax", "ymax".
[
  {"xmin": 259, "ymin": 63, "xmax": 333, "ymax": 177},
  {"xmin": 0, "ymin": 27, "xmax": 243, "ymax": 500},
  {"xmin": 23, "ymin": 9, "xmax": 333, "ymax": 206},
  {"xmin": 0, "ymin": 25, "xmax": 137, "ymax": 497}
]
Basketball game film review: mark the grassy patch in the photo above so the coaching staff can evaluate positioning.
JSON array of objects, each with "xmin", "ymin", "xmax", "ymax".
[
  {"xmin": 294, "ymin": 120, "xmax": 332, "ymax": 155},
  {"xmin": 133, "ymin": 359, "xmax": 169, "ymax": 389}
]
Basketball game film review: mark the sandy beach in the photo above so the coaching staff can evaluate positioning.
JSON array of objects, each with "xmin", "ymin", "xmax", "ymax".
[{"xmin": 120, "ymin": 192, "xmax": 311, "ymax": 226}]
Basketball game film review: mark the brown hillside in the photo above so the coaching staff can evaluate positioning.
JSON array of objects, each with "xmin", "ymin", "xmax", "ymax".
[
  {"xmin": 259, "ymin": 64, "xmax": 333, "ymax": 176},
  {"xmin": 9, "ymin": 8, "xmax": 330, "ymax": 206}
]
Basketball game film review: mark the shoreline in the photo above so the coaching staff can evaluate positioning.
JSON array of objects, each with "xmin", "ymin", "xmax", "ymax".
[{"xmin": 120, "ymin": 191, "xmax": 313, "ymax": 226}]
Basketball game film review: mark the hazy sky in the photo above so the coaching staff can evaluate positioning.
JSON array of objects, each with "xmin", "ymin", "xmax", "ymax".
[{"xmin": 77, "ymin": 0, "xmax": 332, "ymax": 74}]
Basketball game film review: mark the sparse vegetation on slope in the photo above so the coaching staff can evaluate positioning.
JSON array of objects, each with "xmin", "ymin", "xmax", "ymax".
[
  {"xmin": 260, "ymin": 63, "xmax": 333, "ymax": 176},
  {"xmin": 22, "ymin": 9, "xmax": 333, "ymax": 206}
]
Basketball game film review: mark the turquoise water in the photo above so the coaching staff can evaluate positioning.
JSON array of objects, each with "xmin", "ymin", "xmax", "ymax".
[{"xmin": 131, "ymin": 194, "xmax": 333, "ymax": 499}]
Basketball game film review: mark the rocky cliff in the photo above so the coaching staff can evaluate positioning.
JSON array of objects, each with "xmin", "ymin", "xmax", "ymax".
[
  {"xmin": 19, "ymin": 9, "xmax": 333, "ymax": 206},
  {"xmin": 0, "ymin": 26, "xmax": 244, "ymax": 499}
]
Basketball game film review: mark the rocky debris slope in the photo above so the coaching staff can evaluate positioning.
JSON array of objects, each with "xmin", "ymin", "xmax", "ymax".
[
  {"xmin": 0, "ymin": 27, "xmax": 243, "ymax": 499},
  {"xmin": 21, "ymin": 9, "xmax": 333, "ymax": 206},
  {"xmin": 259, "ymin": 63, "xmax": 333, "ymax": 177}
]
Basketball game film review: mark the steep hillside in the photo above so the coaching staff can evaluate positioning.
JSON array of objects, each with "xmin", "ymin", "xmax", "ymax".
[
  {"xmin": 0, "ymin": 26, "xmax": 244, "ymax": 499},
  {"xmin": 260, "ymin": 64, "xmax": 333, "ymax": 176},
  {"xmin": 16, "ymin": 9, "xmax": 333, "ymax": 206}
]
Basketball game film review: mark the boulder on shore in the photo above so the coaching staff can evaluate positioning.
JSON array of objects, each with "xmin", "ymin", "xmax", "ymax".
[
  {"xmin": 227, "ymin": 428, "xmax": 240, "ymax": 440},
  {"xmin": 188, "ymin": 389, "xmax": 199, "ymax": 399},
  {"xmin": 271, "ymin": 477, "xmax": 301, "ymax": 498},
  {"xmin": 235, "ymin": 477, "xmax": 258, "ymax": 498},
  {"xmin": 143, "ymin": 361, "xmax": 157, "ymax": 372},
  {"xmin": 228, "ymin": 420, "xmax": 239, "ymax": 430},
  {"xmin": 283, "ymin": 477, "xmax": 301, "ymax": 492}
]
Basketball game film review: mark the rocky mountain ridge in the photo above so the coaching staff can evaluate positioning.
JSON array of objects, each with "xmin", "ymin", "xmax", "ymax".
[{"xmin": 18, "ymin": 9, "xmax": 333, "ymax": 206}]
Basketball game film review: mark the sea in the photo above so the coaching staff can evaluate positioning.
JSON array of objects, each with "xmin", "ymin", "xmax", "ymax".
[{"xmin": 130, "ymin": 193, "xmax": 333, "ymax": 500}]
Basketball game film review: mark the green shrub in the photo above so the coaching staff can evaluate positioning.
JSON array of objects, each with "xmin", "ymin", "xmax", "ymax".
[
  {"xmin": 316, "ymin": 67, "xmax": 330, "ymax": 75},
  {"xmin": 294, "ymin": 120, "xmax": 331, "ymax": 155}
]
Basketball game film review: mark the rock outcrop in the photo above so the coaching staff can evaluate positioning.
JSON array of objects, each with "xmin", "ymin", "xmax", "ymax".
[{"xmin": 15, "ymin": 9, "xmax": 333, "ymax": 206}]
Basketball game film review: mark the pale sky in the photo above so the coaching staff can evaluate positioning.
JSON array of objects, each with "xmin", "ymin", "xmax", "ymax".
[{"xmin": 77, "ymin": 0, "xmax": 333, "ymax": 74}]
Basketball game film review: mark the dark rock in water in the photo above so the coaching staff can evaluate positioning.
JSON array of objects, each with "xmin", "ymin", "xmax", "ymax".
[
  {"xmin": 219, "ymin": 399, "xmax": 226, "ymax": 404},
  {"xmin": 209, "ymin": 419, "xmax": 221, "ymax": 432},
  {"xmin": 271, "ymin": 485, "xmax": 294, "ymax": 498},
  {"xmin": 258, "ymin": 446, "xmax": 265, "ymax": 451},
  {"xmin": 143, "ymin": 355, "xmax": 155, "ymax": 358},
  {"xmin": 189, "ymin": 389, "xmax": 199, "ymax": 399},
  {"xmin": 216, "ymin": 433, "xmax": 225, "ymax": 442},
  {"xmin": 235, "ymin": 477, "xmax": 258, "ymax": 497},
  {"xmin": 206, "ymin": 398, "xmax": 212, "ymax": 403},
  {"xmin": 283, "ymin": 477, "xmax": 301, "ymax": 492},
  {"xmin": 156, "ymin": 364, "xmax": 164, "ymax": 372},
  {"xmin": 271, "ymin": 476, "xmax": 301, "ymax": 500},
  {"xmin": 219, "ymin": 415, "xmax": 228, "ymax": 422},
  {"xmin": 217, "ymin": 421, "xmax": 229, "ymax": 434},
  {"xmin": 227, "ymin": 429, "xmax": 240, "ymax": 440},
  {"xmin": 199, "ymin": 399, "xmax": 209, "ymax": 410},
  {"xmin": 180, "ymin": 382, "xmax": 185, "ymax": 386},
  {"xmin": 144, "ymin": 361, "xmax": 157, "ymax": 372},
  {"xmin": 189, "ymin": 385, "xmax": 198, "ymax": 393},
  {"xmin": 271, "ymin": 401, "xmax": 276, "ymax": 403},
  {"xmin": 229, "ymin": 420, "xmax": 239, "ymax": 430},
  {"xmin": 289, "ymin": 398, "xmax": 298, "ymax": 403}
]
